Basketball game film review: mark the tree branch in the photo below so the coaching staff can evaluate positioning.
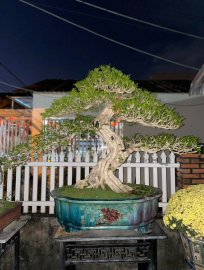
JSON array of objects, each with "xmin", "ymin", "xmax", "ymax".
[{"xmin": 124, "ymin": 134, "xmax": 201, "ymax": 154}]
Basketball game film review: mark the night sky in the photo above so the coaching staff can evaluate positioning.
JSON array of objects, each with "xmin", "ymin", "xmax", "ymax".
[{"xmin": 1, "ymin": 0, "xmax": 204, "ymax": 91}]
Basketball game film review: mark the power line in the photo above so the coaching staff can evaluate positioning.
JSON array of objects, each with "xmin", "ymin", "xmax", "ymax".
[
  {"xmin": 75, "ymin": 0, "xmax": 204, "ymax": 40},
  {"xmin": 19, "ymin": 0, "xmax": 199, "ymax": 71},
  {"xmin": 0, "ymin": 80, "xmax": 72, "ymax": 99},
  {"xmin": 0, "ymin": 85, "xmax": 10, "ymax": 93},
  {"xmin": 0, "ymin": 62, "xmax": 25, "ymax": 87},
  {"xmin": 0, "ymin": 77, "xmax": 13, "ymax": 93},
  {"xmin": 25, "ymin": 1, "xmax": 159, "ymax": 31},
  {"xmin": 133, "ymin": 9, "xmax": 203, "ymax": 22},
  {"xmin": 0, "ymin": 81, "xmax": 38, "ymax": 94},
  {"xmin": 27, "ymin": 1, "xmax": 204, "ymax": 23},
  {"xmin": 35, "ymin": 0, "xmax": 204, "ymax": 22},
  {"xmin": 133, "ymin": 3, "xmax": 204, "ymax": 20},
  {"xmin": 125, "ymin": 1, "xmax": 204, "ymax": 21},
  {"xmin": 0, "ymin": 81, "xmax": 34, "ymax": 93},
  {"xmin": 121, "ymin": 8, "xmax": 203, "ymax": 22}
]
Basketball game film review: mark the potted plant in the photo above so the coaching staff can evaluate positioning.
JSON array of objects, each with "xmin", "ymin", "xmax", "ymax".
[
  {"xmin": 0, "ymin": 169, "xmax": 23, "ymax": 233},
  {"xmin": 0, "ymin": 197, "xmax": 22, "ymax": 234},
  {"xmin": 0, "ymin": 65, "xmax": 200, "ymax": 233},
  {"xmin": 164, "ymin": 185, "xmax": 204, "ymax": 270}
]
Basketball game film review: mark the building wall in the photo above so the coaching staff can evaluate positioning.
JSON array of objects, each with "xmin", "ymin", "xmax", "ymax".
[
  {"xmin": 32, "ymin": 93, "xmax": 70, "ymax": 137},
  {"xmin": 177, "ymin": 154, "xmax": 204, "ymax": 189},
  {"xmin": 33, "ymin": 93, "xmax": 69, "ymax": 109}
]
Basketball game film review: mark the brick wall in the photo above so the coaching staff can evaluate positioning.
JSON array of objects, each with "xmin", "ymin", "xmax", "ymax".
[{"xmin": 177, "ymin": 154, "xmax": 204, "ymax": 189}]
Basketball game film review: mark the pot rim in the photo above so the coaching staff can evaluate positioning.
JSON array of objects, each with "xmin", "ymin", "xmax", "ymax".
[
  {"xmin": 50, "ymin": 185, "xmax": 162, "ymax": 202},
  {"xmin": 0, "ymin": 201, "xmax": 22, "ymax": 218},
  {"xmin": 181, "ymin": 232, "xmax": 204, "ymax": 242}
]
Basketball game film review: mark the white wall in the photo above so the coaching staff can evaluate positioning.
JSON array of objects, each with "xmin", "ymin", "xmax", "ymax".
[
  {"xmin": 32, "ymin": 93, "xmax": 71, "ymax": 136},
  {"xmin": 33, "ymin": 93, "xmax": 69, "ymax": 109}
]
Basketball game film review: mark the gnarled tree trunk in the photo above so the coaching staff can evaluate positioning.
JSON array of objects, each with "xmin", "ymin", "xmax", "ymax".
[{"xmin": 75, "ymin": 106, "xmax": 133, "ymax": 193}]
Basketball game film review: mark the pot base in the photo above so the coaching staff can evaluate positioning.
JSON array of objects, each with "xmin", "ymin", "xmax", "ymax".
[{"xmin": 58, "ymin": 218, "xmax": 155, "ymax": 233}]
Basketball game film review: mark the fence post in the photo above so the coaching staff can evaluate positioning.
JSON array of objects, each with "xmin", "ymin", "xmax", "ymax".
[
  {"xmin": 152, "ymin": 153, "xmax": 158, "ymax": 188},
  {"xmin": 127, "ymin": 154, "xmax": 132, "ymax": 183},
  {"xmin": 23, "ymin": 165, "xmax": 30, "ymax": 213},
  {"xmin": 41, "ymin": 154, "xmax": 47, "ymax": 213},
  {"xmin": 76, "ymin": 152, "xmax": 81, "ymax": 182},
  {"xmin": 85, "ymin": 151, "xmax": 90, "ymax": 178},
  {"xmin": 67, "ymin": 150, "xmax": 73, "ymax": 186},
  {"xmin": 15, "ymin": 165, "xmax": 22, "ymax": 201},
  {"xmin": 135, "ymin": 152, "xmax": 141, "ymax": 184},
  {"xmin": 169, "ymin": 152, "xmax": 176, "ymax": 196},
  {"xmin": 32, "ymin": 157, "xmax": 39, "ymax": 213},
  {"xmin": 49, "ymin": 150, "xmax": 56, "ymax": 214},
  {"xmin": 143, "ymin": 153, "xmax": 149, "ymax": 185},
  {"xmin": 161, "ymin": 151, "xmax": 167, "ymax": 214},
  {"xmin": 59, "ymin": 151, "xmax": 65, "ymax": 187}
]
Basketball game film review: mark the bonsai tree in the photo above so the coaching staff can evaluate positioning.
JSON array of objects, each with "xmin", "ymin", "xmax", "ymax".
[{"xmin": 0, "ymin": 65, "xmax": 200, "ymax": 193}]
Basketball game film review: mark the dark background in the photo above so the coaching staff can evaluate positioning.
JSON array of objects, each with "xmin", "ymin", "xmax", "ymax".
[{"xmin": 1, "ymin": 0, "xmax": 204, "ymax": 90}]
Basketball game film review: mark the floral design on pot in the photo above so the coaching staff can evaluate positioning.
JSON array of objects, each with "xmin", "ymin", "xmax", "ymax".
[
  {"xmin": 101, "ymin": 208, "xmax": 122, "ymax": 223},
  {"xmin": 180, "ymin": 232, "xmax": 204, "ymax": 270}
]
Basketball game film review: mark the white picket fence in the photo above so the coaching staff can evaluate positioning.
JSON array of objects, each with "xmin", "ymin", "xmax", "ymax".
[{"xmin": 0, "ymin": 149, "xmax": 180, "ymax": 215}]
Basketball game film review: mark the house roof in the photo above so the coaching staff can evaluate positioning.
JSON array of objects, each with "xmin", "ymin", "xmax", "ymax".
[
  {"xmin": 13, "ymin": 79, "xmax": 78, "ymax": 93},
  {"xmin": 134, "ymin": 80, "xmax": 191, "ymax": 93},
  {"xmin": 150, "ymin": 73, "xmax": 196, "ymax": 81},
  {"xmin": 0, "ymin": 92, "xmax": 33, "ymax": 109},
  {"xmin": 22, "ymin": 79, "xmax": 190, "ymax": 94},
  {"xmin": 0, "ymin": 79, "xmax": 191, "ymax": 108}
]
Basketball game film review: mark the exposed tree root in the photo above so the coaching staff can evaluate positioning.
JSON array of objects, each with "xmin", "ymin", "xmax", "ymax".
[{"xmin": 74, "ymin": 164, "xmax": 133, "ymax": 193}]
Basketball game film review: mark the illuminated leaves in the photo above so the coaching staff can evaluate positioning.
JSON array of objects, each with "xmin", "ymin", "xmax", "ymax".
[
  {"xmin": 124, "ymin": 133, "xmax": 200, "ymax": 154},
  {"xmin": 0, "ymin": 65, "xmax": 201, "ymax": 170}
]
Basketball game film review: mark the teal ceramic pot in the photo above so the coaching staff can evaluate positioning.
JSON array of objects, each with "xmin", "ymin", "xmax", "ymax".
[
  {"xmin": 50, "ymin": 186, "xmax": 162, "ymax": 233},
  {"xmin": 180, "ymin": 233, "xmax": 204, "ymax": 270}
]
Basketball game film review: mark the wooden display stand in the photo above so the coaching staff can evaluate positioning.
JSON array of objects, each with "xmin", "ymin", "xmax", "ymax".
[
  {"xmin": 0, "ymin": 215, "xmax": 31, "ymax": 270},
  {"xmin": 54, "ymin": 221, "xmax": 167, "ymax": 270}
]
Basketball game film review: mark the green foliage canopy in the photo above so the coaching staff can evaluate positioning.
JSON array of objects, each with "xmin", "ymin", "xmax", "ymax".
[{"xmin": 0, "ymin": 65, "xmax": 201, "ymax": 169}]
